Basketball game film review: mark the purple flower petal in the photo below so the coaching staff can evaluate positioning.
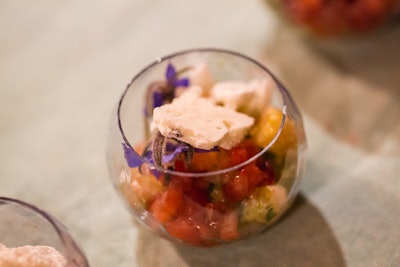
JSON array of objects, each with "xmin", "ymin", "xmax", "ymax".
[
  {"xmin": 165, "ymin": 141, "xmax": 189, "ymax": 152},
  {"xmin": 122, "ymin": 143, "xmax": 143, "ymax": 168},
  {"xmin": 163, "ymin": 142, "xmax": 190, "ymax": 162},
  {"xmin": 173, "ymin": 78, "xmax": 190, "ymax": 87},
  {"xmin": 142, "ymin": 149, "xmax": 163, "ymax": 178},
  {"xmin": 163, "ymin": 140, "xmax": 218, "ymax": 162},
  {"xmin": 152, "ymin": 90, "xmax": 164, "ymax": 109},
  {"xmin": 166, "ymin": 63, "xmax": 176, "ymax": 82}
]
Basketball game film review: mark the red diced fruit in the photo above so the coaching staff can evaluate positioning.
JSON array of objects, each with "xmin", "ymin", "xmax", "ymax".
[
  {"xmin": 166, "ymin": 203, "xmax": 239, "ymax": 246},
  {"xmin": 148, "ymin": 138, "xmax": 277, "ymax": 245},
  {"xmin": 166, "ymin": 217, "xmax": 203, "ymax": 246},
  {"xmin": 222, "ymin": 162, "xmax": 273, "ymax": 204},
  {"xmin": 219, "ymin": 211, "xmax": 239, "ymax": 241},
  {"xmin": 227, "ymin": 139, "xmax": 260, "ymax": 166},
  {"xmin": 188, "ymin": 150, "xmax": 231, "ymax": 172},
  {"xmin": 174, "ymin": 159, "xmax": 186, "ymax": 172},
  {"xmin": 222, "ymin": 171, "xmax": 249, "ymax": 204},
  {"xmin": 186, "ymin": 186, "xmax": 210, "ymax": 206},
  {"xmin": 149, "ymin": 187, "xmax": 184, "ymax": 223}
]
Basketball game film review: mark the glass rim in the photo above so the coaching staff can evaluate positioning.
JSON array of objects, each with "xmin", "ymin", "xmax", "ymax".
[
  {"xmin": 117, "ymin": 47, "xmax": 291, "ymax": 178},
  {"xmin": 0, "ymin": 196, "xmax": 80, "ymax": 258}
]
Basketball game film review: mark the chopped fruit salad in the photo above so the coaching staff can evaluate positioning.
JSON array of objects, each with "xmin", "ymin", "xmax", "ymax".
[{"xmin": 120, "ymin": 62, "xmax": 300, "ymax": 246}]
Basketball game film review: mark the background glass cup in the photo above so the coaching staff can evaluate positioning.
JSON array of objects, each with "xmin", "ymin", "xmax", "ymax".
[
  {"xmin": 0, "ymin": 197, "xmax": 89, "ymax": 266},
  {"xmin": 107, "ymin": 48, "xmax": 307, "ymax": 246},
  {"xmin": 264, "ymin": 0, "xmax": 400, "ymax": 37}
]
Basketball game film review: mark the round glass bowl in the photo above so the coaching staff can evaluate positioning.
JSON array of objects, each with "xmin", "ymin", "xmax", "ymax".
[
  {"xmin": 265, "ymin": 0, "xmax": 400, "ymax": 37},
  {"xmin": 0, "ymin": 197, "xmax": 89, "ymax": 266},
  {"xmin": 107, "ymin": 48, "xmax": 306, "ymax": 247}
]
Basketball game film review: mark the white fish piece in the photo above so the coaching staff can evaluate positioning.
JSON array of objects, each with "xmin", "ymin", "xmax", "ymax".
[
  {"xmin": 175, "ymin": 62, "xmax": 214, "ymax": 97},
  {"xmin": 174, "ymin": 85, "xmax": 204, "ymax": 100},
  {"xmin": 151, "ymin": 96, "xmax": 254, "ymax": 150},
  {"xmin": 187, "ymin": 62, "xmax": 214, "ymax": 93},
  {"xmin": 210, "ymin": 78, "xmax": 272, "ymax": 117}
]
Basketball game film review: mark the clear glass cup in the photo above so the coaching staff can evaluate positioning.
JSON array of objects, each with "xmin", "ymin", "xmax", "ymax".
[
  {"xmin": 107, "ymin": 48, "xmax": 307, "ymax": 247},
  {"xmin": 264, "ymin": 1, "xmax": 400, "ymax": 85},
  {"xmin": 0, "ymin": 197, "xmax": 89, "ymax": 266}
]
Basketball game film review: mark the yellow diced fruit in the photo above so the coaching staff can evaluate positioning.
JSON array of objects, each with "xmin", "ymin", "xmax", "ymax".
[
  {"xmin": 130, "ymin": 167, "xmax": 164, "ymax": 206},
  {"xmin": 250, "ymin": 107, "xmax": 297, "ymax": 155},
  {"xmin": 241, "ymin": 186, "xmax": 273, "ymax": 223},
  {"xmin": 241, "ymin": 185, "xmax": 287, "ymax": 224}
]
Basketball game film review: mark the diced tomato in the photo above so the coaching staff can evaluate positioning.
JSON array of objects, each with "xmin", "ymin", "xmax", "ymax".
[
  {"xmin": 256, "ymin": 158, "xmax": 276, "ymax": 185},
  {"xmin": 184, "ymin": 187, "xmax": 208, "ymax": 206},
  {"xmin": 205, "ymin": 201, "xmax": 229, "ymax": 213},
  {"xmin": 219, "ymin": 211, "xmax": 239, "ymax": 241},
  {"xmin": 153, "ymin": 184, "xmax": 241, "ymax": 245},
  {"xmin": 147, "ymin": 138, "xmax": 276, "ymax": 245},
  {"xmin": 174, "ymin": 159, "xmax": 186, "ymax": 172},
  {"xmin": 222, "ymin": 171, "xmax": 249, "ymax": 204},
  {"xmin": 166, "ymin": 198, "xmax": 217, "ymax": 246},
  {"xmin": 167, "ymin": 175, "xmax": 210, "ymax": 206},
  {"xmin": 168, "ymin": 175, "xmax": 192, "ymax": 191},
  {"xmin": 222, "ymin": 161, "xmax": 272, "ymax": 204},
  {"xmin": 149, "ymin": 187, "xmax": 184, "ymax": 223},
  {"xmin": 193, "ymin": 177, "xmax": 212, "ymax": 190},
  {"xmin": 186, "ymin": 203, "xmax": 218, "ymax": 244},
  {"xmin": 227, "ymin": 139, "xmax": 260, "ymax": 166},
  {"xmin": 166, "ymin": 217, "xmax": 203, "ymax": 246},
  {"xmin": 219, "ymin": 139, "xmax": 266, "ymax": 204},
  {"xmin": 228, "ymin": 145, "xmax": 249, "ymax": 166},
  {"xmin": 244, "ymin": 163, "xmax": 271, "ymax": 189}
]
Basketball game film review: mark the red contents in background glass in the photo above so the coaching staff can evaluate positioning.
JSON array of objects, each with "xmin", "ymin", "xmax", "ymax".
[{"xmin": 282, "ymin": 0, "xmax": 396, "ymax": 35}]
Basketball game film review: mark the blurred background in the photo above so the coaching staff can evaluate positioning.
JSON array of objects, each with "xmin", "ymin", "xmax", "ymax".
[{"xmin": 1, "ymin": 1, "xmax": 399, "ymax": 266}]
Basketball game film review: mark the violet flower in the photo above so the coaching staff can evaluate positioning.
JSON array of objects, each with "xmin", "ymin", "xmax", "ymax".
[
  {"xmin": 122, "ymin": 143, "xmax": 143, "ymax": 168},
  {"xmin": 145, "ymin": 63, "xmax": 190, "ymax": 116},
  {"xmin": 152, "ymin": 90, "xmax": 164, "ymax": 111},
  {"xmin": 165, "ymin": 63, "xmax": 190, "ymax": 89},
  {"xmin": 122, "ymin": 142, "xmax": 162, "ymax": 168},
  {"xmin": 123, "ymin": 140, "xmax": 218, "ymax": 171},
  {"xmin": 122, "ymin": 143, "xmax": 162, "ymax": 178}
]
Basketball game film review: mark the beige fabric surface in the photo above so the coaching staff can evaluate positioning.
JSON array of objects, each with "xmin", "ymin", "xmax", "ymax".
[{"xmin": 1, "ymin": 1, "xmax": 399, "ymax": 266}]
